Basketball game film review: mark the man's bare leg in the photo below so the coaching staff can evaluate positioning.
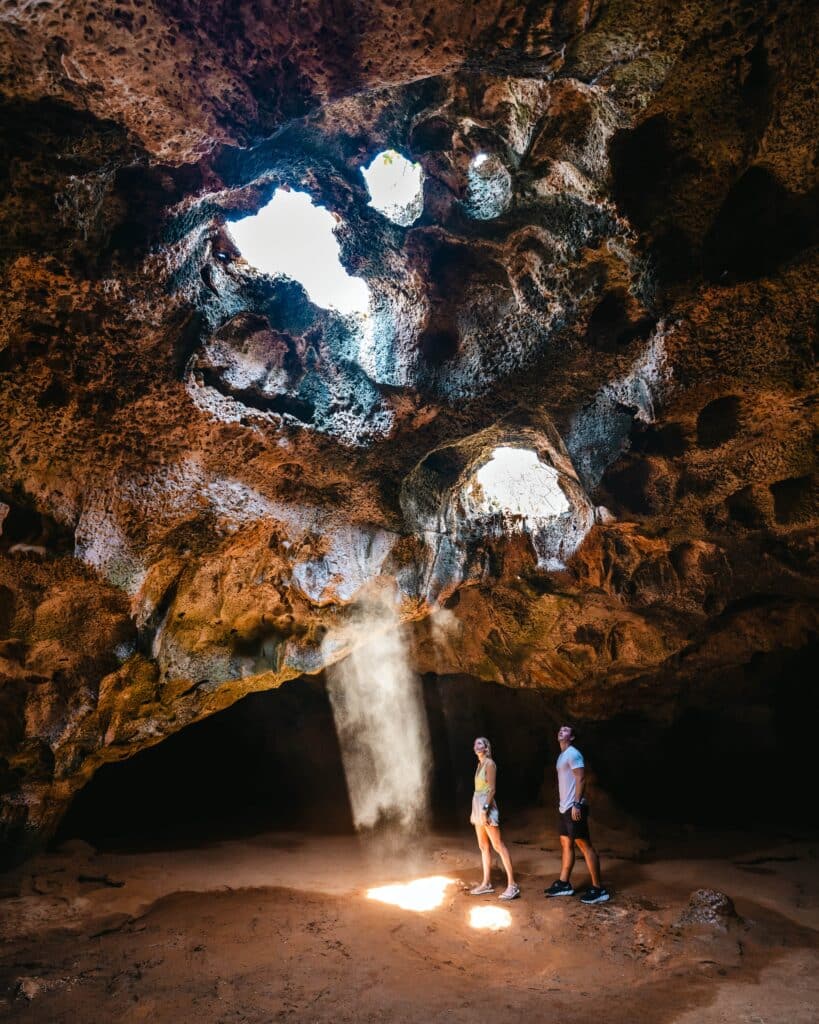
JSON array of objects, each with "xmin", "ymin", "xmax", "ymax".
[
  {"xmin": 575, "ymin": 837, "xmax": 602, "ymax": 888},
  {"xmin": 559, "ymin": 835, "xmax": 575, "ymax": 882}
]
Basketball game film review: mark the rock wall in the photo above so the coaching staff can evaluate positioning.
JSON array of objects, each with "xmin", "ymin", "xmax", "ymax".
[{"xmin": 0, "ymin": 0, "xmax": 817, "ymax": 863}]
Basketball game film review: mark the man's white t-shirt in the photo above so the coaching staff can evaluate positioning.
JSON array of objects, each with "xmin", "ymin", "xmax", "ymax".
[{"xmin": 557, "ymin": 745, "xmax": 585, "ymax": 813}]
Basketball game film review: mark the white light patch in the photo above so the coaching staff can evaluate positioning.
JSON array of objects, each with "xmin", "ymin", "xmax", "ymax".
[
  {"xmin": 472, "ymin": 446, "xmax": 569, "ymax": 520},
  {"xmin": 361, "ymin": 150, "xmax": 424, "ymax": 226},
  {"xmin": 367, "ymin": 876, "xmax": 455, "ymax": 912},
  {"xmin": 464, "ymin": 152, "xmax": 512, "ymax": 220},
  {"xmin": 228, "ymin": 188, "xmax": 370, "ymax": 315},
  {"xmin": 469, "ymin": 905, "xmax": 512, "ymax": 930}
]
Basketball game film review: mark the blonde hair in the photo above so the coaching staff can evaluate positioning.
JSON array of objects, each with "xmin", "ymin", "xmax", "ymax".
[{"xmin": 474, "ymin": 736, "xmax": 492, "ymax": 757}]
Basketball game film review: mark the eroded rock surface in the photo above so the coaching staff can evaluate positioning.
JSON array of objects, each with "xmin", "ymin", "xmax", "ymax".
[{"xmin": 0, "ymin": 0, "xmax": 817, "ymax": 862}]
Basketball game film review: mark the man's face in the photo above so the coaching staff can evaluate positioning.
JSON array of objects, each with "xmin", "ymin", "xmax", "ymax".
[{"xmin": 557, "ymin": 726, "xmax": 574, "ymax": 744}]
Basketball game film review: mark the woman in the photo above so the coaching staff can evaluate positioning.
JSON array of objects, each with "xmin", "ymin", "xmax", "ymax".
[{"xmin": 469, "ymin": 736, "xmax": 520, "ymax": 900}]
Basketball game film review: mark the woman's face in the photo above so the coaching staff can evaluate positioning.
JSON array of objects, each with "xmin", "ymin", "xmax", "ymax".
[{"xmin": 474, "ymin": 740, "xmax": 488, "ymax": 758}]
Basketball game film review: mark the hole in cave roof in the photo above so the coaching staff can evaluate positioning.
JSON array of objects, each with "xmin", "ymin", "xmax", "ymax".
[
  {"xmin": 470, "ymin": 446, "xmax": 569, "ymax": 520},
  {"xmin": 463, "ymin": 152, "xmax": 512, "ymax": 220},
  {"xmin": 360, "ymin": 149, "xmax": 424, "ymax": 226},
  {"xmin": 228, "ymin": 188, "xmax": 370, "ymax": 316}
]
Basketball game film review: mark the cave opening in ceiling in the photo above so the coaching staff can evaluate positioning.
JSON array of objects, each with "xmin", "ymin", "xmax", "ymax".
[
  {"xmin": 227, "ymin": 187, "xmax": 370, "ymax": 315},
  {"xmin": 464, "ymin": 151, "xmax": 512, "ymax": 220},
  {"xmin": 360, "ymin": 149, "xmax": 424, "ymax": 226},
  {"xmin": 469, "ymin": 446, "xmax": 570, "ymax": 522}
]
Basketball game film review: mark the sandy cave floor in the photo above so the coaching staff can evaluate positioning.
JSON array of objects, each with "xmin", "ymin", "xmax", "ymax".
[{"xmin": 0, "ymin": 823, "xmax": 817, "ymax": 1023}]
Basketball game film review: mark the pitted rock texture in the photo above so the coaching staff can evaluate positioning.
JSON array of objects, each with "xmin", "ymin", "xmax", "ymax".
[
  {"xmin": 0, "ymin": 0, "xmax": 817, "ymax": 862},
  {"xmin": 678, "ymin": 889, "xmax": 738, "ymax": 929}
]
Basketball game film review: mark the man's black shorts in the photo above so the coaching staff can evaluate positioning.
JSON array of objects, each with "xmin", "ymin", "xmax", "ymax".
[{"xmin": 558, "ymin": 805, "xmax": 590, "ymax": 841}]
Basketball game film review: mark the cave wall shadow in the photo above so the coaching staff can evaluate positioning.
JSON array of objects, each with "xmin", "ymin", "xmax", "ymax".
[
  {"xmin": 577, "ymin": 641, "xmax": 819, "ymax": 833},
  {"xmin": 423, "ymin": 673, "xmax": 558, "ymax": 828},
  {"xmin": 55, "ymin": 641, "xmax": 818, "ymax": 853},
  {"xmin": 56, "ymin": 672, "xmax": 561, "ymax": 852},
  {"xmin": 56, "ymin": 674, "xmax": 354, "ymax": 851}
]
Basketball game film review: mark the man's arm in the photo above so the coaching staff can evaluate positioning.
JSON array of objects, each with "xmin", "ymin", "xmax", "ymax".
[{"xmin": 571, "ymin": 767, "xmax": 585, "ymax": 821}]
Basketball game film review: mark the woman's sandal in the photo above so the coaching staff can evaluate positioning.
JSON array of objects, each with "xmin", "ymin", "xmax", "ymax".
[
  {"xmin": 499, "ymin": 883, "xmax": 520, "ymax": 901},
  {"xmin": 470, "ymin": 883, "xmax": 495, "ymax": 895}
]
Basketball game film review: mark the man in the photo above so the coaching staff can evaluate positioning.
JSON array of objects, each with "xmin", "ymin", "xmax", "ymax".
[{"xmin": 544, "ymin": 724, "xmax": 610, "ymax": 904}]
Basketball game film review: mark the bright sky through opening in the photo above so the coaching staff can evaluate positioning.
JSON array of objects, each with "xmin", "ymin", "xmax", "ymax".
[
  {"xmin": 474, "ymin": 447, "xmax": 570, "ymax": 519},
  {"xmin": 228, "ymin": 188, "xmax": 370, "ymax": 315},
  {"xmin": 361, "ymin": 150, "xmax": 423, "ymax": 226}
]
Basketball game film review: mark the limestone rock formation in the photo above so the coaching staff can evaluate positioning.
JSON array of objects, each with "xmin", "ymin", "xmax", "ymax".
[
  {"xmin": 678, "ymin": 889, "xmax": 737, "ymax": 929},
  {"xmin": 0, "ymin": 0, "xmax": 817, "ymax": 862}
]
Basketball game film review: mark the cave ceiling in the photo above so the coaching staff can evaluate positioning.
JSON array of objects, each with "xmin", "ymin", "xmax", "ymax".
[{"xmin": 0, "ymin": 0, "xmax": 817, "ymax": 860}]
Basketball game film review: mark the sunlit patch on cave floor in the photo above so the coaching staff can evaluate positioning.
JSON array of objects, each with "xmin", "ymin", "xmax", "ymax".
[
  {"xmin": 361, "ymin": 149, "xmax": 423, "ymax": 226},
  {"xmin": 228, "ymin": 187, "xmax": 370, "ymax": 315},
  {"xmin": 469, "ymin": 905, "xmax": 512, "ymax": 930},
  {"xmin": 470, "ymin": 446, "xmax": 570, "ymax": 520},
  {"xmin": 366, "ymin": 876, "xmax": 456, "ymax": 912}
]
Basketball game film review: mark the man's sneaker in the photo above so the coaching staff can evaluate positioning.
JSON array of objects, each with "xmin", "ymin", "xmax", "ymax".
[
  {"xmin": 544, "ymin": 879, "xmax": 574, "ymax": 897},
  {"xmin": 580, "ymin": 886, "xmax": 610, "ymax": 904}
]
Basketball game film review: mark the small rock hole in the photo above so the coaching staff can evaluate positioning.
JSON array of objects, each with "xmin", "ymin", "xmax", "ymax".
[
  {"xmin": 419, "ymin": 325, "xmax": 459, "ymax": 366},
  {"xmin": 696, "ymin": 396, "xmax": 741, "ymax": 449},
  {"xmin": 769, "ymin": 475, "xmax": 815, "ymax": 525}
]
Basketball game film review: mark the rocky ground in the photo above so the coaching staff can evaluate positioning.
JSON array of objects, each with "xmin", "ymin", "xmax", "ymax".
[{"xmin": 0, "ymin": 824, "xmax": 816, "ymax": 1022}]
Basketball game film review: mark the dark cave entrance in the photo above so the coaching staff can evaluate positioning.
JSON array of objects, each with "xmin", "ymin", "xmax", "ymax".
[
  {"xmin": 55, "ymin": 674, "xmax": 560, "ymax": 852},
  {"xmin": 55, "ymin": 675, "xmax": 354, "ymax": 850},
  {"xmin": 55, "ymin": 642, "xmax": 818, "ymax": 853},
  {"xmin": 578, "ymin": 640, "xmax": 819, "ymax": 832}
]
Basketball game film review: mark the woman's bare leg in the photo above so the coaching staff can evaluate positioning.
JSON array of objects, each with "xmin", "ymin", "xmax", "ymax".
[
  {"xmin": 474, "ymin": 824, "xmax": 493, "ymax": 886},
  {"xmin": 486, "ymin": 825, "xmax": 516, "ymax": 887}
]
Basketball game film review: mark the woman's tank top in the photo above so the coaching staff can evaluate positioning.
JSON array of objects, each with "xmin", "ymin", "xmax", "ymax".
[{"xmin": 474, "ymin": 760, "xmax": 492, "ymax": 794}]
